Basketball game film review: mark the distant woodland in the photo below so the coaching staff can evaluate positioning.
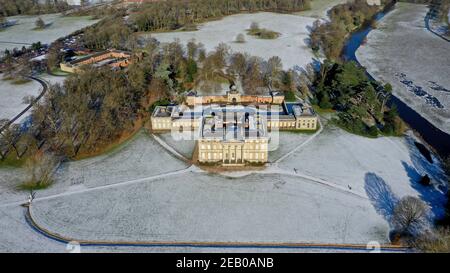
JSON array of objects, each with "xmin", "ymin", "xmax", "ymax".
[
  {"xmin": 131, "ymin": 0, "xmax": 312, "ymax": 32},
  {"xmin": 0, "ymin": 0, "xmax": 69, "ymax": 16},
  {"xmin": 82, "ymin": 0, "xmax": 312, "ymax": 49}
]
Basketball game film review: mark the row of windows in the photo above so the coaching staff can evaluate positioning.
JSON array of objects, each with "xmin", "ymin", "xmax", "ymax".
[
  {"xmin": 200, "ymin": 152, "xmax": 266, "ymax": 160},
  {"xmin": 246, "ymin": 153, "xmax": 265, "ymax": 160},
  {"xmin": 200, "ymin": 144, "xmax": 267, "ymax": 150},
  {"xmin": 269, "ymin": 121, "xmax": 296, "ymax": 127},
  {"xmin": 153, "ymin": 123, "xmax": 171, "ymax": 129},
  {"xmin": 301, "ymin": 122, "xmax": 316, "ymax": 129}
]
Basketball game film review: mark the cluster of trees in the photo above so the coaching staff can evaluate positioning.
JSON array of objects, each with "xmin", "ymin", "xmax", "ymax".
[
  {"xmin": 198, "ymin": 43, "xmax": 298, "ymax": 95},
  {"xmin": 130, "ymin": 0, "xmax": 311, "ymax": 32},
  {"xmin": 247, "ymin": 22, "xmax": 280, "ymax": 39},
  {"xmin": 0, "ymin": 0, "xmax": 69, "ymax": 16},
  {"xmin": 82, "ymin": 10, "xmax": 132, "ymax": 50},
  {"xmin": 0, "ymin": 40, "xmax": 47, "ymax": 83},
  {"xmin": 312, "ymin": 60, "xmax": 403, "ymax": 136},
  {"xmin": 310, "ymin": 0, "xmax": 390, "ymax": 60},
  {"xmin": 30, "ymin": 66, "xmax": 144, "ymax": 158}
]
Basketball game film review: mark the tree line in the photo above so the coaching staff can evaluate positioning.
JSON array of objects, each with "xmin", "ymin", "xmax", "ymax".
[
  {"xmin": 0, "ymin": 0, "xmax": 69, "ymax": 16},
  {"xmin": 131, "ymin": 0, "xmax": 311, "ymax": 32}
]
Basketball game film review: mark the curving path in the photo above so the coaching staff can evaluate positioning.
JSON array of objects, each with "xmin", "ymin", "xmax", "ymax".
[{"xmin": 0, "ymin": 75, "xmax": 48, "ymax": 133}]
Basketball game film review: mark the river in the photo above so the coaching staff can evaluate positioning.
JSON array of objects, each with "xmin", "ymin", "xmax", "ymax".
[{"xmin": 342, "ymin": 9, "xmax": 450, "ymax": 158}]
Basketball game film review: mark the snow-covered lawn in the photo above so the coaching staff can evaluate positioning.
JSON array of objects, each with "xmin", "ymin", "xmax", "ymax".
[
  {"xmin": 0, "ymin": 206, "xmax": 64, "ymax": 253},
  {"xmin": 0, "ymin": 131, "xmax": 189, "ymax": 205},
  {"xmin": 356, "ymin": 3, "xmax": 450, "ymax": 134},
  {"xmin": 148, "ymin": 12, "xmax": 316, "ymax": 70},
  {"xmin": 31, "ymin": 171, "xmax": 389, "ymax": 244},
  {"xmin": 0, "ymin": 14, "xmax": 98, "ymax": 53},
  {"xmin": 0, "ymin": 204, "xmax": 375, "ymax": 253},
  {"xmin": 50, "ymin": 131, "xmax": 189, "ymax": 189},
  {"xmin": 158, "ymin": 132, "xmax": 196, "ymax": 159},
  {"xmin": 0, "ymin": 78, "xmax": 42, "ymax": 122},
  {"xmin": 278, "ymin": 126, "xmax": 448, "ymax": 219},
  {"xmin": 268, "ymin": 131, "xmax": 311, "ymax": 162}
]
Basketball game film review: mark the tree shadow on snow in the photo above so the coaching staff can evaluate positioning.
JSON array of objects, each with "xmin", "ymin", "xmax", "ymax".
[
  {"xmin": 364, "ymin": 172, "xmax": 399, "ymax": 226},
  {"xmin": 401, "ymin": 136, "xmax": 448, "ymax": 220}
]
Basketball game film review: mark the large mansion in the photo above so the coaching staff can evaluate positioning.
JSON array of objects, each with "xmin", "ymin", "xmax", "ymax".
[{"xmin": 151, "ymin": 88, "xmax": 318, "ymax": 166}]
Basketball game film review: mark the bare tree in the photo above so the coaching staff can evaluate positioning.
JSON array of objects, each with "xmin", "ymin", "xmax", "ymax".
[
  {"xmin": 24, "ymin": 152, "xmax": 58, "ymax": 189},
  {"xmin": 243, "ymin": 57, "xmax": 265, "ymax": 95},
  {"xmin": 0, "ymin": 124, "xmax": 21, "ymax": 159},
  {"xmin": 228, "ymin": 52, "xmax": 247, "ymax": 76},
  {"xmin": 265, "ymin": 56, "xmax": 283, "ymax": 90},
  {"xmin": 392, "ymin": 196, "xmax": 429, "ymax": 236},
  {"xmin": 235, "ymin": 33, "xmax": 246, "ymax": 43},
  {"xmin": 249, "ymin": 22, "xmax": 260, "ymax": 32},
  {"xmin": 186, "ymin": 39, "xmax": 199, "ymax": 60},
  {"xmin": 35, "ymin": 17, "xmax": 46, "ymax": 29}
]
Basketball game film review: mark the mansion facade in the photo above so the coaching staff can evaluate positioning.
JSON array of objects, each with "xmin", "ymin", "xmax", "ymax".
[{"xmin": 151, "ymin": 88, "xmax": 318, "ymax": 166}]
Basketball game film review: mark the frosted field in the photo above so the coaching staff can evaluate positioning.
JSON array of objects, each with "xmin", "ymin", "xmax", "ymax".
[
  {"xmin": 279, "ymin": 126, "xmax": 448, "ymax": 219},
  {"xmin": 356, "ymin": 3, "xmax": 450, "ymax": 134},
  {"xmin": 0, "ymin": 78, "xmax": 42, "ymax": 122},
  {"xmin": 158, "ymin": 132, "xmax": 196, "ymax": 159},
  {"xmin": 268, "ymin": 131, "xmax": 311, "ymax": 162},
  {"xmin": 149, "ymin": 12, "xmax": 316, "ymax": 70},
  {"xmin": 0, "ymin": 131, "xmax": 189, "ymax": 205},
  {"xmin": 0, "ymin": 14, "xmax": 98, "ymax": 53},
  {"xmin": 0, "ymin": 206, "xmax": 376, "ymax": 253},
  {"xmin": 51, "ymin": 132, "xmax": 188, "ymax": 189},
  {"xmin": 30, "ymin": 171, "xmax": 388, "ymax": 244},
  {"xmin": 0, "ymin": 206, "xmax": 64, "ymax": 253}
]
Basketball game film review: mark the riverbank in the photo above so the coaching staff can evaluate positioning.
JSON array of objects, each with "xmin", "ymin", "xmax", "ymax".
[{"xmin": 345, "ymin": 3, "xmax": 450, "ymax": 158}]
